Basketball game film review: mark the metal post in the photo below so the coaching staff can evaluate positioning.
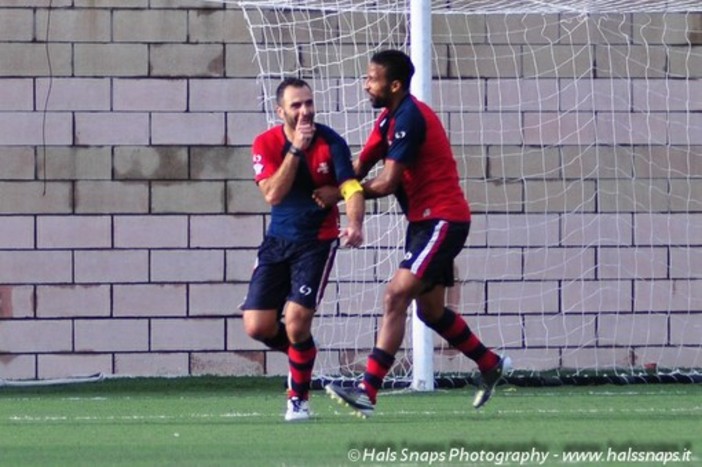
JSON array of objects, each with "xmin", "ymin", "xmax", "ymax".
[{"xmin": 409, "ymin": 0, "xmax": 434, "ymax": 392}]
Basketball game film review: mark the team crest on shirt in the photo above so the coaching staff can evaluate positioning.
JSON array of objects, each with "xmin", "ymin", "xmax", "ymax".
[
  {"xmin": 252, "ymin": 154, "xmax": 264, "ymax": 176},
  {"xmin": 316, "ymin": 162, "xmax": 330, "ymax": 174}
]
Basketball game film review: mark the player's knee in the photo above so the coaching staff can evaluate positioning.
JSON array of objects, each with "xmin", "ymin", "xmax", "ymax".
[
  {"xmin": 243, "ymin": 316, "xmax": 275, "ymax": 342},
  {"xmin": 244, "ymin": 324, "xmax": 270, "ymax": 342},
  {"xmin": 286, "ymin": 324, "xmax": 310, "ymax": 343},
  {"xmin": 284, "ymin": 306, "xmax": 313, "ymax": 341},
  {"xmin": 383, "ymin": 286, "xmax": 412, "ymax": 317}
]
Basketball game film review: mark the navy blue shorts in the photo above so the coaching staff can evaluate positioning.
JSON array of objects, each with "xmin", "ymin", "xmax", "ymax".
[
  {"xmin": 400, "ymin": 220, "xmax": 470, "ymax": 287},
  {"xmin": 241, "ymin": 235, "xmax": 338, "ymax": 312}
]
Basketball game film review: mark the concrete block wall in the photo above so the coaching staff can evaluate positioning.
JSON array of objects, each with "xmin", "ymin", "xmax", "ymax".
[{"xmin": 0, "ymin": 2, "xmax": 700, "ymax": 380}]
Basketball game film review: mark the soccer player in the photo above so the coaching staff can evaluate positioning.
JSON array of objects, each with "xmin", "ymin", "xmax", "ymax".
[
  {"xmin": 320, "ymin": 50, "xmax": 509, "ymax": 417},
  {"xmin": 241, "ymin": 77, "xmax": 365, "ymax": 421}
]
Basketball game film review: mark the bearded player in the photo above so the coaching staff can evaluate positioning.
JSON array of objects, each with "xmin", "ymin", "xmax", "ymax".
[
  {"xmin": 320, "ymin": 50, "xmax": 509, "ymax": 417},
  {"xmin": 241, "ymin": 77, "xmax": 365, "ymax": 421}
]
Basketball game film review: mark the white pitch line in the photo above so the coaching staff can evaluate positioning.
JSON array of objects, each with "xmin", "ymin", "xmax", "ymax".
[
  {"xmin": 5, "ymin": 411, "xmax": 271, "ymax": 423},
  {"xmin": 6, "ymin": 404, "xmax": 702, "ymax": 423}
]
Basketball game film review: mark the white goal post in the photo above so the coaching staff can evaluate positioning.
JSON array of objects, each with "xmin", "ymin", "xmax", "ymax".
[
  {"xmin": 408, "ymin": 0, "xmax": 435, "ymax": 392},
  {"xmin": 222, "ymin": 0, "xmax": 702, "ymax": 386}
]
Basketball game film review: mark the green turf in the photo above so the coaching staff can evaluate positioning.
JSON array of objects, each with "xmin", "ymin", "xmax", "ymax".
[{"xmin": 0, "ymin": 377, "xmax": 699, "ymax": 466}]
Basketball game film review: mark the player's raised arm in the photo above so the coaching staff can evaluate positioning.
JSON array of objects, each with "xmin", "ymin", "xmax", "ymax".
[
  {"xmin": 256, "ymin": 82, "xmax": 316, "ymax": 205},
  {"xmin": 256, "ymin": 151, "xmax": 300, "ymax": 206}
]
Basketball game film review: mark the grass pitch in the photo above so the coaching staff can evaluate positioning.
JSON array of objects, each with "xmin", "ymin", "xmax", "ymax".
[{"xmin": 0, "ymin": 377, "xmax": 699, "ymax": 466}]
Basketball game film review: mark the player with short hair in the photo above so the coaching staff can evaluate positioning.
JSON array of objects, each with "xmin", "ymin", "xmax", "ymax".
[
  {"xmin": 241, "ymin": 77, "xmax": 364, "ymax": 421},
  {"xmin": 320, "ymin": 50, "xmax": 509, "ymax": 417}
]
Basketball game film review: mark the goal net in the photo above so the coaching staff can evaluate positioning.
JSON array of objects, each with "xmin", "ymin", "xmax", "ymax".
[{"xmin": 229, "ymin": 0, "xmax": 702, "ymax": 385}]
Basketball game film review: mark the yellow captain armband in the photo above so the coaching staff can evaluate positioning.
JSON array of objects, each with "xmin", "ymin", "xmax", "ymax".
[{"xmin": 339, "ymin": 179, "xmax": 363, "ymax": 202}]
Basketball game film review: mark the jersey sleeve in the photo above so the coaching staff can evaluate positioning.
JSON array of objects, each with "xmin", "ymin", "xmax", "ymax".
[
  {"xmin": 385, "ymin": 106, "xmax": 426, "ymax": 166},
  {"xmin": 326, "ymin": 129, "xmax": 355, "ymax": 185},
  {"xmin": 358, "ymin": 111, "xmax": 389, "ymax": 168},
  {"xmin": 251, "ymin": 133, "xmax": 281, "ymax": 184}
]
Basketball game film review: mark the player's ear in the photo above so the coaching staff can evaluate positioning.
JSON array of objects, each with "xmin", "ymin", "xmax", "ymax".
[
  {"xmin": 275, "ymin": 105, "xmax": 284, "ymax": 120},
  {"xmin": 390, "ymin": 79, "xmax": 403, "ymax": 95}
]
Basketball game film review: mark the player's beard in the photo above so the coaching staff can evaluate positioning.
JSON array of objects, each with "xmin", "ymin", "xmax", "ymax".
[
  {"xmin": 368, "ymin": 85, "xmax": 392, "ymax": 109},
  {"xmin": 369, "ymin": 93, "xmax": 388, "ymax": 109}
]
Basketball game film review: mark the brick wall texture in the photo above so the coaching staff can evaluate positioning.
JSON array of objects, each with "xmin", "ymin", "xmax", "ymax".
[{"xmin": 0, "ymin": 2, "xmax": 700, "ymax": 380}]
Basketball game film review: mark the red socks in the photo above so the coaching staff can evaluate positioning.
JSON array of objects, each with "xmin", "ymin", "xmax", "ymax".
[
  {"xmin": 426, "ymin": 308, "xmax": 499, "ymax": 373},
  {"xmin": 362, "ymin": 347, "xmax": 395, "ymax": 404},
  {"xmin": 288, "ymin": 337, "xmax": 317, "ymax": 400}
]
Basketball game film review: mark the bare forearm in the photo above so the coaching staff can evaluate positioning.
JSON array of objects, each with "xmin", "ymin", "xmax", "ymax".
[
  {"xmin": 259, "ymin": 153, "xmax": 299, "ymax": 205},
  {"xmin": 338, "ymin": 190, "xmax": 364, "ymax": 248},
  {"xmin": 361, "ymin": 158, "xmax": 402, "ymax": 199},
  {"xmin": 362, "ymin": 176, "xmax": 396, "ymax": 199},
  {"xmin": 345, "ymin": 191, "xmax": 364, "ymax": 228}
]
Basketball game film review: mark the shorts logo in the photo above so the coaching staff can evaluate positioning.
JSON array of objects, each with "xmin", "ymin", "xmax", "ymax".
[
  {"xmin": 299, "ymin": 285, "xmax": 312, "ymax": 296},
  {"xmin": 394, "ymin": 130, "xmax": 407, "ymax": 140},
  {"xmin": 404, "ymin": 252, "xmax": 413, "ymax": 261}
]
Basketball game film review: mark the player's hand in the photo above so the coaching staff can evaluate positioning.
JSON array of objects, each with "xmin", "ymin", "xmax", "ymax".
[
  {"xmin": 339, "ymin": 224, "xmax": 363, "ymax": 248},
  {"xmin": 312, "ymin": 185, "xmax": 340, "ymax": 209},
  {"xmin": 293, "ymin": 116, "xmax": 315, "ymax": 151}
]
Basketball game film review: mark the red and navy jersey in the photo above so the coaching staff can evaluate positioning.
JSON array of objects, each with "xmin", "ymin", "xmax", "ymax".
[
  {"xmin": 359, "ymin": 95, "xmax": 470, "ymax": 223},
  {"xmin": 252, "ymin": 123, "xmax": 355, "ymax": 242}
]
